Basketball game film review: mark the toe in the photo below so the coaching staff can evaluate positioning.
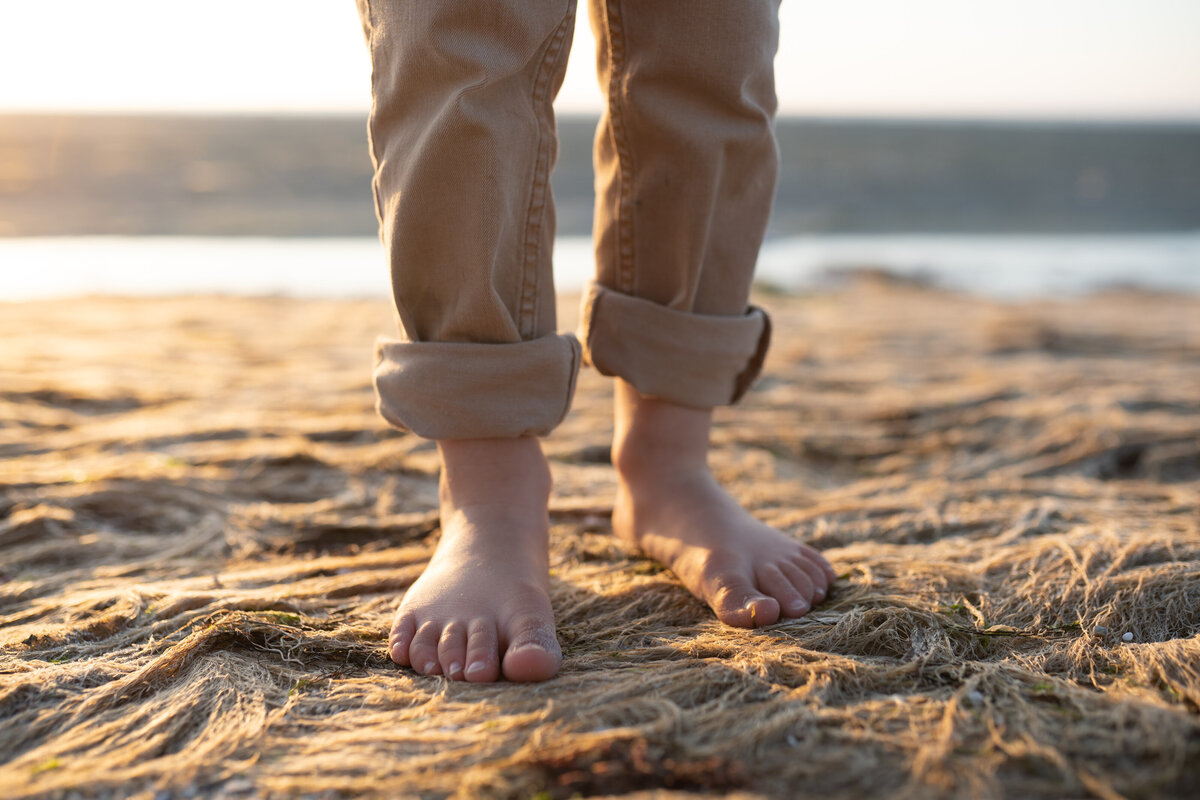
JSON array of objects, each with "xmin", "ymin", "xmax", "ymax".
[
  {"xmin": 501, "ymin": 614, "xmax": 561, "ymax": 682},
  {"xmin": 757, "ymin": 564, "xmax": 812, "ymax": 618},
  {"xmin": 388, "ymin": 613, "xmax": 417, "ymax": 666},
  {"xmin": 708, "ymin": 574, "xmax": 781, "ymax": 628},
  {"xmin": 800, "ymin": 543, "xmax": 837, "ymax": 583},
  {"xmin": 464, "ymin": 618, "xmax": 501, "ymax": 683},
  {"xmin": 409, "ymin": 620, "xmax": 443, "ymax": 676},
  {"xmin": 791, "ymin": 556, "xmax": 829, "ymax": 602},
  {"xmin": 438, "ymin": 621, "xmax": 468, "ymax": 680}
]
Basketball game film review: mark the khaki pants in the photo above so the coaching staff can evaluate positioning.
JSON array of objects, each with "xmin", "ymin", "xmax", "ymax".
[{"xmin": 357, "ymin": 0, "xmax": 780, "ymax": 439}]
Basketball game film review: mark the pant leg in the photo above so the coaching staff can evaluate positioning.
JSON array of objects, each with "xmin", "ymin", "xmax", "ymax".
[
  {"xmin": 357, "ymin": 0, "xmax": 582, "ymax": 439},
  {"xmin": 579, "ymin": 0, "xmax": 780, "ymax": 407}
]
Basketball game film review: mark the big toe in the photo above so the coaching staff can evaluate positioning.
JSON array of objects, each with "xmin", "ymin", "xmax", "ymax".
[
  {"xmin": 501, "ymin": 616, "xmax": 561, "ymax": 682},
  {"xmin": 709, "ymin": 576, "xmax": 781, "ymax": 628}
]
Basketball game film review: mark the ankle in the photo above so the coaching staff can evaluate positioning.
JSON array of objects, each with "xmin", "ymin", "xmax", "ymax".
[
  {"xmin": 612, "ymin": 381, "xmax": 712, "ymax": 480},
  {"xmin": 436, "ymin": 436, "xmax": 551, "ymax": 510},
  {"xmin": 611, "ymin": 430, "xmax": 709, "ymax": 490}
]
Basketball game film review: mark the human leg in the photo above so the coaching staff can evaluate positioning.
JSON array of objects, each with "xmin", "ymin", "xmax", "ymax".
[
  {"xmin": 582, "ymin": 0, "xmax": 835, "ymax": 625},
  {"xmin": 356, "ymin": 0, "xmax": 579, "ymax": 680}
]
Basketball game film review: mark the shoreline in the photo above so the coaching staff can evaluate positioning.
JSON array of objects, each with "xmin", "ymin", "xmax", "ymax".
[{"xmin": 3, "ymin": 232, "xmax": 1199, "ymax": 303}]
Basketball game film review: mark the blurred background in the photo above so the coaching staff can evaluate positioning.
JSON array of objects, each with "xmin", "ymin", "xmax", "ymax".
[{"xmin": 1, "ymin": 0, "xmax": 1198, "ymax": 299}]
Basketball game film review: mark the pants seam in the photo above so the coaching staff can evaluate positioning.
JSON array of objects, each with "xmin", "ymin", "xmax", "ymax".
[
  {"xmin": 360, "ymin": 0, "xmax": 385, "ymax": 237},
  {"xmin": 518, "ymin": 1, "xmax": 576, "ymax": 340},
  {"xmin": 601, "ymin": 0, "xmax": 636, "ymax": 295}
]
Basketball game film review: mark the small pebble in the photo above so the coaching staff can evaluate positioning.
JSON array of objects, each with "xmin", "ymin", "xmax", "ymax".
[
  {"xmin": 966, "ymin": 690, "xmax": 985, "ymax": 707},
  {"xmin": 1122, "ymin": 632, "xmax": 1134, "ymax": 642},
  {"xmin": 1093, "ymin": 625, "xmax": 1108, "ymax": 635}
]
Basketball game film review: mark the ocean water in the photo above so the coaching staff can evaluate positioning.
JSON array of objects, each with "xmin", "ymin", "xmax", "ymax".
[{"xmin": 2, "ymin": 233, "xmax": 1199, "ymax": 301}]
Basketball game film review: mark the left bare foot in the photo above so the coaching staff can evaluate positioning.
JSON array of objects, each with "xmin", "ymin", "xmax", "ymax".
[{"xmin": 611, "ymin": 380, "xmax": 836, "ymax": 627}]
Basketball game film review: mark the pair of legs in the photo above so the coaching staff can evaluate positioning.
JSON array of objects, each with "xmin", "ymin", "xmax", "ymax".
[{"xmin": 356, "ymin": 0, "xmax": 834, "ymax": 681}]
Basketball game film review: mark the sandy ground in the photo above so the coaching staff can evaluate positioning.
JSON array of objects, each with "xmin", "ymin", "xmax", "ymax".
[{"xmin": 1, "ymin": 279, "xmax": 1198, "ymax": 799}]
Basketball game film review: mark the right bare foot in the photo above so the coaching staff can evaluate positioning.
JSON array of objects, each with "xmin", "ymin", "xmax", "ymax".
[{"xmin": 387, "ymin": 437, "xmax": 560, "ymax": 682}]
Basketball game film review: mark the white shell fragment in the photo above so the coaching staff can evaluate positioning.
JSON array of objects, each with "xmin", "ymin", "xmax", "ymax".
[{"xmin": 1122, "ymin": 632, "xmax": 1134, "ymax": 642}]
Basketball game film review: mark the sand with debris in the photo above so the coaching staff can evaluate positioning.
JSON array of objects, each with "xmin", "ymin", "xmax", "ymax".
[{"xmin": 2, "ymin": 279, "xmax": 1198, "ymax": 799}]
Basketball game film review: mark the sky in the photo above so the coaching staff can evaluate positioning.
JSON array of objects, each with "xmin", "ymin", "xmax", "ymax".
[{"xmin": 0, "ymin": 0, "xmax": 1198, "ymax": 119}]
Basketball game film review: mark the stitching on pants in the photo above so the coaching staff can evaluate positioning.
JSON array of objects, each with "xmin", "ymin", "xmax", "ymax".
[
  {"xmin": 518, "ymin": 1, "xmax": 577, "ymax": 340},
  {"xmin": 602, "ymin": 0, "xmax": 636, "ymax": 294}
]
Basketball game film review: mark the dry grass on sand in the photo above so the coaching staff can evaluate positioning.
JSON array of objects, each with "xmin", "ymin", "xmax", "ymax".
[{"xmin": 1, "ymin": 279, "xmax": 1198, "ymax": 799}]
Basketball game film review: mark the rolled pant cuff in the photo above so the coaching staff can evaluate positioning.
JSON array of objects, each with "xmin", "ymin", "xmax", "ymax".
[
  {"xmin": 374, "ymin": 333, "xmax": 582, "ymax": 439},
  {"xmin": 578, "ymin": 282, "xmax": 772, "ymax": 408}
]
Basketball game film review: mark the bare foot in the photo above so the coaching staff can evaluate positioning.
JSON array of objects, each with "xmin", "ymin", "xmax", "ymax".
[
  {"xmin": 388, "ymin": 437, "xmax": 560, "ymax": 682},
  {"xmin": 611, "ymin": 380, "xmax": 836, "ymax": 627}
]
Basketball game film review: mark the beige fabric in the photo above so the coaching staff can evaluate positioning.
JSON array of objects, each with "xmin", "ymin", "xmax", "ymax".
[
  {"xmin": 358, "ymin": 0, "xmax": 781, "ymax": 439},
  {"xmin": 579, "ymin": 283, "xmax": 772, "ymax": 408},
  {"xmin": 374, "ymin": 334, "xmax": 581, "ymax": 440}
]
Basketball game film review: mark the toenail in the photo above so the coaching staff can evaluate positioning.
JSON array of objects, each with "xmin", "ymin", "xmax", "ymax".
[
  {"xmin": 465, "ymin": 661, "xmax": 486, "ymax": 675},
  {"xmin": 448, "ymin": 662, "xmax": 463, "ymax": 677},
  {"xmin": 422, "ymin": 661, "xmax": 437, "ymax": 674}
]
